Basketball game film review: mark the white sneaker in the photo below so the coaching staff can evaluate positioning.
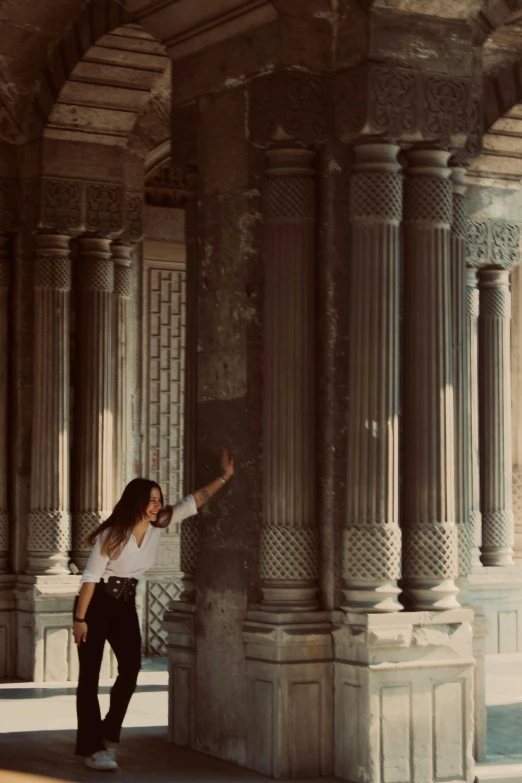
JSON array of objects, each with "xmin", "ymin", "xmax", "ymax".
[
  {"xmin": 104, "ymin": 740, "xmax": 118, "ymax": 762},
  {"xmin": 85, "ymin": 750, "xmax": 118, "ymax": 771}
]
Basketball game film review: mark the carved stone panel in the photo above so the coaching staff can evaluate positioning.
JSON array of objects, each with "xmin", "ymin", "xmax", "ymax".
[
  {"xmin": 249, "ymin": 70, "xmax": 333, "ymax": 146},
  {"xmin": 143, "ymin": 260, "xmax": 186, "ymax": 505},
  {"xmin": 335, "ymin": 63, "xmax": 473, "ymax": 148}
]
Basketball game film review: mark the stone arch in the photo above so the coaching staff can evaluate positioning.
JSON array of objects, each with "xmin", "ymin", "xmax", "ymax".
[{"xmin": 33, "ymin": 0, "xmax": 131, "ymax": 132}]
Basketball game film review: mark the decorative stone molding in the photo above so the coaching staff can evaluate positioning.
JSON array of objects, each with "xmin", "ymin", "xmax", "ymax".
[
  {"xmin": 479, "ymin": 268, "xmax": 514, "ymax": 566},
  {"xmin": 0, "ymin": 236, "xmax": 9, "ymax": 573},
  {"xmin": 72, "ymin": 237, "xmax": 114, "ymax": 569},
  {"xmin": 249, "ymin": 70, "xmax": 333, "ymax": 146},
  {"xmin": 335, "ymin": 63, "xmax": 473, "ymax": 148},
  {"xmin": 258, "ymin": 145, "xmax": 319, "ymax": 611},
  {"xmin": 27, "ymin": 234, "xmax": 72, "ymax": 575},
  {"xmin": 402, "ymin": 149, "xmax": 459, "ymax": 610},
  {"xmin": 343, "ymin": 142, "xmax": 402, "ymax": 613},
  {"xmin": 467, "ymin": 219, "xmax": 520, "ymax": 269}
]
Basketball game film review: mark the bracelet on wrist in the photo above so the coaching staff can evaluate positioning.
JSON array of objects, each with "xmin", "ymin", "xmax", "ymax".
[
  {"xmin": 74, "ymin": 616, "xmax": 86, "ymax": 623},
  {"xmin": 219, "ymin": 476, "xmax": 227, "ymax": 484}
]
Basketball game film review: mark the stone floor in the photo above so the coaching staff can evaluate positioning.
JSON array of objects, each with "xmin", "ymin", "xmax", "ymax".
[{"xmin": 1, "ymin": 656, "xmax": 522, "ymax": 782}]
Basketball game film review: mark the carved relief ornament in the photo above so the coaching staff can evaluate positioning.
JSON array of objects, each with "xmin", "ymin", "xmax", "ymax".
[
  {"xmin": 249, "ymin": 70, "xmax": 333, "ymax": 146},
  {"xmin": 21, "ymin": 177, "xmax": 127, "ymax": 237},
  {"xmin": 467, "ymin": 219, "xmax": 520, "ymax": 269},
  {"xmin": 335, "ymin": 63, "xmax": 476, "ymax": 150}
]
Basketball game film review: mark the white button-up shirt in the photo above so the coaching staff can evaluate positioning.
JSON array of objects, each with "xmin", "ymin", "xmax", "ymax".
[{"xmin": 80, "ymin": 495, "xmax": 198, "ymax": 585}]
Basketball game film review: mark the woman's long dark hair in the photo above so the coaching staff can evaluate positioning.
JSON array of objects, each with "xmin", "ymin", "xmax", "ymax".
[{"xmin": 87, "ymin": 478, "xmax": 174, "ymax": 558}]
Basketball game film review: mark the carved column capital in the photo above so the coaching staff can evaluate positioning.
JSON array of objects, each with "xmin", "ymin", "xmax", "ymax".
[
  {"xmin": 249, "ymin": 70, "xmax": 333, "ymax": 147},
  {"xmin": 112, "ymin": 242, "xmax": 133, "ymax": 299}
]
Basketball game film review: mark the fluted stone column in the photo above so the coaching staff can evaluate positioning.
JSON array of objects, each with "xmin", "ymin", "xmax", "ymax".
[
  {"xmin": 259, "ymin": 145, "xmax": 318, "ymax": 611},
  {"xmin": 343, "ymin": 142, "xmax": 402, "ymax": 613},
  {"xmin": 113, "ymin": 242, "xmax": 133, "ymax": 504},
  {"xmin": 466, "ymin": 267, "xmax": 482, "ymax": 566},
  {"xmin": 26, "ymin": 235, "xmax": 72, "ymax": 574},
  {"xmin": 402, "ymin": 149, "xmax": 459, "ymax": 610},
  {"xmin": 451, "ymin": 168, "xmax": 474, "ymax": 578},
  {"xmin": 180, "ymin": 173, "xmax": 200, "ymax": 602},
  {"xmin": 479, "ymin": 268, "xmax": 514, "ymax": 566},
  {"xmin": 0, "ymin": 237, "xmax": 9, "ymax": 573},
  {"xmin": 72, "ymin": 237, "xmax": 114, "ymax": 569}
]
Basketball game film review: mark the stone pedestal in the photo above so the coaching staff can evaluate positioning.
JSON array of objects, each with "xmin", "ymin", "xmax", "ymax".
[
  {"xmin": 27, "ymin": 234, "xmax": 72, "ymax": 575},
  {"xmin": 14, "ymin": 574, "xmax": 81, "ymax": 682},
  {"xmin": 334, "ymin": 610, "xmax": 475, "ymax": 783},
  {"xmin": 243, "ymin": 610, "xmax": 333, "ymax": 779},
  {"xmin": 164, "ymin": 602, "xmax": 196, "ymax": 746},
  {"xmin": 72, "ymin": 237, "xmax": 114, "ymax": 569}
]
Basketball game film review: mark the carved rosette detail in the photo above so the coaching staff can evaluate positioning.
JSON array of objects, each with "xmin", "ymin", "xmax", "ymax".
[
  {"xmin": 86, "ymin": 183, "xmax": 124, "ymax": 236},
  {"xmin": 41, "ymin": 179, "xmax": 82, "ymax": 233},
  {"xmin": 249, "ymin": 71, "xmax": 332, "ymax": 146},
  {"xmin": 124, "ymin": 192, "xmax": 144, "ymax": 242}
]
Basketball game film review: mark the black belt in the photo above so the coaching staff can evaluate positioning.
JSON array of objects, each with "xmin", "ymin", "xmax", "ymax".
[{"xmin": 99, "ymin": 576, "xmax": 138, "ymax": 601}]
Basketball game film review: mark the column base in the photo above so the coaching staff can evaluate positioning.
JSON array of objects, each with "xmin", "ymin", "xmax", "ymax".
[
  {"xmin": 164, "ymin": 600, "xmax": 197, "ymax": 747},
  {"xmin": 342, "ymin": 578, "xmax": 402, "ymax": 613},
  {"xmin": 481, "ymin": 548, "xmax": 514, "ymax": 567},
  {"xmin": 333, "ymin": 609, "xmax": 475, "ymax": 783},
  {"xmin": 243, "ymin": 609, "xmax": 333, "ymax": 779},
  {"xmin": 403, "ymin": 577, "xmax": 460, "ymax": 610}
]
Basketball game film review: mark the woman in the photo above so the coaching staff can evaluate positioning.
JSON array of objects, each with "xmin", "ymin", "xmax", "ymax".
[{"xmin": 73, "ymin": 447, "xmax": 234, "ymax": 771}]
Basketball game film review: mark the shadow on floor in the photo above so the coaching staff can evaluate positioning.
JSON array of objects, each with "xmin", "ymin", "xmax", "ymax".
[
  {"xmin": 0, "ymin": 727, "xmax": 272, "ymax": 783},
  {"xmin": 488, "ymin": 703, "xmax": 522, "ymax": 760}
]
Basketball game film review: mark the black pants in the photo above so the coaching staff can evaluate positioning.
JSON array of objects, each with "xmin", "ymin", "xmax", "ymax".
[{"xmin": 75, "ymin": 583, "xmax": 141, "ymax": 756}]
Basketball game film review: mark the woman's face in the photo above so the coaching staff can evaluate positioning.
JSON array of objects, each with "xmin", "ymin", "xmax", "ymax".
[{"xmin": 145, "ymin": 487, "xmax": 162, "ymax": 521}]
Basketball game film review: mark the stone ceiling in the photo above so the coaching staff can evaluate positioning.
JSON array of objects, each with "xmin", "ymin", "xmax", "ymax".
[{"xmin": 1, "ymin": 0, "xmax": 522, "ymax": 155}]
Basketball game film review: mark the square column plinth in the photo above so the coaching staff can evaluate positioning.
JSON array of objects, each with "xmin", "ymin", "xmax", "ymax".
[
  {"xmin": 164, "ymin": 601, "xmax": 196, "ymax": 748},
  {"xmin": 334, "ymin": 610, "xmax": 475, "ymax": 783},
  {"xmin": 14, "ymin": 574, "xmax": 81, "ymax": 682},
  {"xmin": 243, "ymin": 611, "xmax": 333, "ymax": 780}
]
